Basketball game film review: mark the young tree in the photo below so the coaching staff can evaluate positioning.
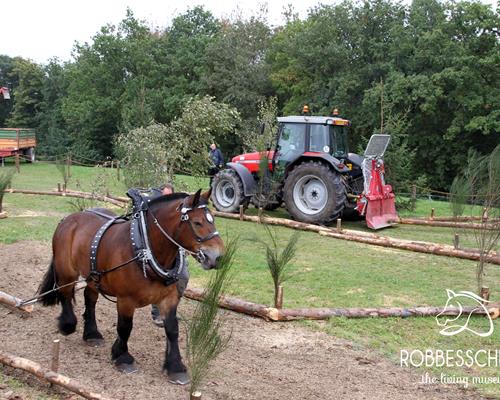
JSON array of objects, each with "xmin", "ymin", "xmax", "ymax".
[
  {"xmin": 168, "ymin": 96, "xmax": 241, "ymax": 177},
  {"xmin": 115, "ymin": 123, "xmax": 171, "ymax": 188},
  {"xmin": 450, "ymin": 145, "xmax": 500, "ymax": 292},
  {"xmin": 186, "ymin": 238, "xmax": 236, "ymax": 396},
  {"xmin": 258, "ymin": 226, "xmax": 299, "ymax": 308}
]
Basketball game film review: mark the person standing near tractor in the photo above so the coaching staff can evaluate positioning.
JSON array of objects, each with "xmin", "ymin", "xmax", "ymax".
[{"xmin": 208, "ymin": 143, "xmax": 224, "ymax": 184}]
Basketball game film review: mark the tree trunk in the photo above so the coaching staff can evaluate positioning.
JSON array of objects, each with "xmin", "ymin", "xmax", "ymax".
[{"xmin": 0, "ymin": 351, "xmax": 116, "ymax": 400}]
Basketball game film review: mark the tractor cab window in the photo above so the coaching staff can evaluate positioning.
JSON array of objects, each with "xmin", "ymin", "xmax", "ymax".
[
  {"xmin": 309, "ymin": 125, "xmax": 329, "ymax": 153},
  {"xmin": 331, "ymin": 126, "xmax": 348, "ymax": 157},
  {"xmin": 277, "ymin": 123, "xmax": 306, "ymax": 162},
  {"xmin": 309, "ymin": 124, "xmax": 348, "ymax": 158}
]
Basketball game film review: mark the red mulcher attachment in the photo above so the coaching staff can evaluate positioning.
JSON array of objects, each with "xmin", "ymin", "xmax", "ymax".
[{"xmin": 356, "ymin": 134, "xmax": 398, "ymax": 230}]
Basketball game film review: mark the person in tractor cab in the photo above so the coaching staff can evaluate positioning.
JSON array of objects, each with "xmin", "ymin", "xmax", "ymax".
[
  {"xmin": 151, "ymin": 182, "xmax": 190, "ymax": 327},
  {"xmin": 208, "ymin": 143, "xmax": 224, "ymax": 184}
]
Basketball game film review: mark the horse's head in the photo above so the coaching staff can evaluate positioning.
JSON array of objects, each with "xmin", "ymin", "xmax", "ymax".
[
  {"xmin": 155, "ymin": 189, "xmax": 224, "ymax": 270},
  {"xmin": 436, "ymin": 289, "xmax": 462, "ymax": 327}
]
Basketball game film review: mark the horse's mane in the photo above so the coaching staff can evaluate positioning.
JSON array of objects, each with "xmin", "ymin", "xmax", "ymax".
[{"xmin": 149, "ymin": 191, "xmax": 209, "ymax": 208}]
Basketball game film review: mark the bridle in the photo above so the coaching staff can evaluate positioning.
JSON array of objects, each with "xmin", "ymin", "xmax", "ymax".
[{"xmin": 148, "ymin": 198, "xmax": 220, "ymax": 264}]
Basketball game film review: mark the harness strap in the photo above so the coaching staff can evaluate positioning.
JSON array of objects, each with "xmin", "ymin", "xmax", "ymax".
[{"xmin": 135, "ymin": 208, "xmax": 184, "ymax": 284}]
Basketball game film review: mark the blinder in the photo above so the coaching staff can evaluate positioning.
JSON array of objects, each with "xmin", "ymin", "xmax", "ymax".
[{"xmin": 177, "ymin": 201, "xmax": 219, "ymax": 243}]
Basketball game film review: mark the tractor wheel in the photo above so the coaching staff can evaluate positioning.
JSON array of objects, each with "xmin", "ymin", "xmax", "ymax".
[
  {"xmin": 283, "ymin": 161, "xmax": 346, "ymax": 224},
  {"xmin": 211, "ymin": 169, "xmax": 248, "ymax": 213}
]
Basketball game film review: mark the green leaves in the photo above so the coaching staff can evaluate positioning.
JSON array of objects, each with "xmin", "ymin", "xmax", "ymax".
[
  {"xmin": 186, "ymin": 237, "xmax": 236, "ymax": 395},
  {"xmin": 0, "ymin": 168, "xmax": 14, "ymax": 212}
]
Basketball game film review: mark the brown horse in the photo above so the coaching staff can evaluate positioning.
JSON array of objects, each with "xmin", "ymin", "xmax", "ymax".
[{"xmin": 38, "ymin": 189, "xmax": 224, "ymax": 383}]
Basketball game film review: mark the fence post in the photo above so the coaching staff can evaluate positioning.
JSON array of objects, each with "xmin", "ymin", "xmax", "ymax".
[
  {"xmin": 239, "ymin": 205, "xmax": 244, "ymax": 221},
  {"xmin": 66, "ymin": 152, "xmax": 72, "ymax": 178},
  {"xmin": 275, "ymin": 285, "xmax": 284, "ymax": 309},
  {"xmin": 15, "ymin": 153, "xmax": 20, "ymax": 173},
  {"xmin": 116, "ymin": 161, "xmax": 120, "ymax": 181},
  {"xmin": 337, "ymin": 218, "xmax": 342, "ymax": 232},
  {"xmin": 482, "ymin": 208, "xmax": 488, "ymax": 222},
  {"xmin": 453, "ymin": 234, "xmax": 459, "ymax": 250},
  {"xmin": 50, "ymin": 339, "xmax": 60, "ymax": 373},
  {"xmin": 430, "ymin": 208, "xmax": 435, "ymax": 219},
  {"xmin": 480, "ymin": 287, "xmax": 490, "ymax": 304},
  {"xmin": 411, "ymin": 184, "xmax": 416, "ymax": 212}
]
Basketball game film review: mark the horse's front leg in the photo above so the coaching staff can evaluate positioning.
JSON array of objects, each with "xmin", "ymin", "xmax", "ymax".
[
  {"xmin": 160, "ymin": 300, "xmax": 189, "ymax": 385},
  {"xmin": 112, "ymin": 298, "xmax": 137, "ymax": 373}
]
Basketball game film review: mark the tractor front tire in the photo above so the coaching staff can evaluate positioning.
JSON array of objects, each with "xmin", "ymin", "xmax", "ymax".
[
  {"xmin": 283, "ymin": 161, "xmax": 346, "ymax": 224},
  {"xmin": 211, "ymin": 169, "xmax": 247, "ymax": 213}
]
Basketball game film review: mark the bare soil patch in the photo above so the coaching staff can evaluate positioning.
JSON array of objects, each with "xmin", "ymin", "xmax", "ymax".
[{"xmin": 0, "ymin": 241, "xmax": 490, "ymax": 400}]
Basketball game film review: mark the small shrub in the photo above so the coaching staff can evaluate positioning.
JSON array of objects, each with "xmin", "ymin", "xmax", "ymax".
[
  {"xmin": 185, "ymin": 237, "xmax": 237, "ymax": 396},
  {"xmin": 0, "ymin": 168, "xmax": 14, "ymax": 212}
]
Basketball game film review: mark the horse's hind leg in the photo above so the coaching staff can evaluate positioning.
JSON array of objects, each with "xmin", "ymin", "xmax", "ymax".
[
  {"xmin": 57, "ymin": 285, "xmax": 77, "ymax": 335},
  {"xmin": 111, "ymin": 299, "xmax": 137, "ymax": 373},
  {"xmin": 162, "ymin": 304, "xmax": 189, "ymax": 385},
  {"xmin": 82, "ymin": 286, "xmax": 104, "ymax": 346}
]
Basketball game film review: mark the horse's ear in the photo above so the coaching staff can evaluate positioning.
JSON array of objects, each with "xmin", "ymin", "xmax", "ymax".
[
  {"xmin": 446, "ymin": 289, "xmax": 455, "ymax": 299},
  {"xmin": 202, "ymin": 188, "xmax": 212, "ymax": 201},
  {"xmin": 191, "ymin": 189, "xmax": 202, "ymax": 208}
]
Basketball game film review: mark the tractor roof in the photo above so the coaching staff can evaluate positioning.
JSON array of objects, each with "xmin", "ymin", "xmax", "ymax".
[{"xmin": 277, "ymin": 116, "xmax": 349, "ymax": 125}]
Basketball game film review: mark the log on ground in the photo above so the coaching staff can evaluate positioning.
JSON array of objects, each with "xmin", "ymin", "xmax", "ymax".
[
  {"xmin": 213, "ymin": 210, "xmax": 500, "ymax": 265},
  {"xmin": 4, "ymin": 188, "xmax": 127, "ymax": 208},
  {"xmin": 399, "ymin": 217, "xmax": 500, "ymax": 231},
  {"xmin": 184, "ymin": 288, "xmax": 499, "ymax": 322},
  {"xmin": 0, "ymin": 351, "xmax": 116, "ymax": 400},
  {"xmin": 0, "ymin": 290, "xmax": 33, "ymax": 313},
  {"xmin": 184, "ymin": 288, "xmax": 280, "ymax": 321},
  {"xmin": 318, "ymin": 230, "xmax": 500, "ymax": 265}
]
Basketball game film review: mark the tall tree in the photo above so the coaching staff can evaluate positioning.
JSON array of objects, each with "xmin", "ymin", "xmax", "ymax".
[
  {"xmin": 203, "ymin": 15, "xmax": 273, "ymax": 120},
  {"xmin": 6, "ymin": 58, "xmax": 44, "ymax": 127},
  {"xmin": 157, "ymin": 7, "xmax": 220, "ymax": 120},
  {"xmin": 37, "ymin": 59, "xmax": 70, "ymax": 156},
  {"xmin": 0, "ymin": 55, "xmax": 17, "ymax": 126}
]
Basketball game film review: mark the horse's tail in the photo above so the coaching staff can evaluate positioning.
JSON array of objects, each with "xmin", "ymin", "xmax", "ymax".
[{"xmin": 38, "ymin": 259, "xmax": 62, "ymax": 306}]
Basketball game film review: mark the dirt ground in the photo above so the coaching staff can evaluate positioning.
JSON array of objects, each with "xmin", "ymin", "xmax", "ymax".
[{"xmin": 0, "ymin": 241, "xmax": 492, "ymax": 400}]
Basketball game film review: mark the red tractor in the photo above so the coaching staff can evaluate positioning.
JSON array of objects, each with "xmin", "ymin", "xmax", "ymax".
[{"xmin": 210, "ymin": 110, "xmax": 397, "ymax": 229}]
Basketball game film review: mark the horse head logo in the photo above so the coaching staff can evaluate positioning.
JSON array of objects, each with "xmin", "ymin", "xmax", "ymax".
[{"xmin": 436, "ymin": 289, "xmax": 494, "ymax": 337}]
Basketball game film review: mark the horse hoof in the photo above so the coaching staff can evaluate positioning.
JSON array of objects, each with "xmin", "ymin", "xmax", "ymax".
[
  {"xmin": 167, "ymin": 371, "xmax": 190, "ymax": 385},
  {"xmin": 115, "ymin": 362, "xmax": 138, "ymax": 374},
  {"xmin": 85, "ymin": 338, "xmax": 105, "ymax": 347}
]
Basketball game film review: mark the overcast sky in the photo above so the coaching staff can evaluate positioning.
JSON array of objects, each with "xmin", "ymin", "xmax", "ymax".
[{"xmin": 2, "ymin": 0, "xmax": 497, "ymax": 64}]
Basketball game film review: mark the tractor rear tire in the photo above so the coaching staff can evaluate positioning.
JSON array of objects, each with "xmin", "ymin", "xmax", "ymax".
[
  {"xmin": 283, "ymin": 161, "xmax": 346, "ymax": 224},
  {"xmin": 211, "ymin": 169, "xmax": 248, "ymax": 213}
]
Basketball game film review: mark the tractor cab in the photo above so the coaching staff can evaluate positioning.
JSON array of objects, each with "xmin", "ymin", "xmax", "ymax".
[{"xmin": 275, "ymin": 115, "xmax": 349, "ymax": 163}]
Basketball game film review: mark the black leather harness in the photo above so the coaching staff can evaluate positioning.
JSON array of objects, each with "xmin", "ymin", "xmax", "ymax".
[{"xmin": 84, "ymin": 189, "xmax": 200, "ymax": 287}]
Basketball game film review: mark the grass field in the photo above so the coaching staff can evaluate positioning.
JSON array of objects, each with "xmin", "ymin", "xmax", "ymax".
[{"xmin": 1, "ymin": 162, "xmax": 499, "ymax": 397}]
